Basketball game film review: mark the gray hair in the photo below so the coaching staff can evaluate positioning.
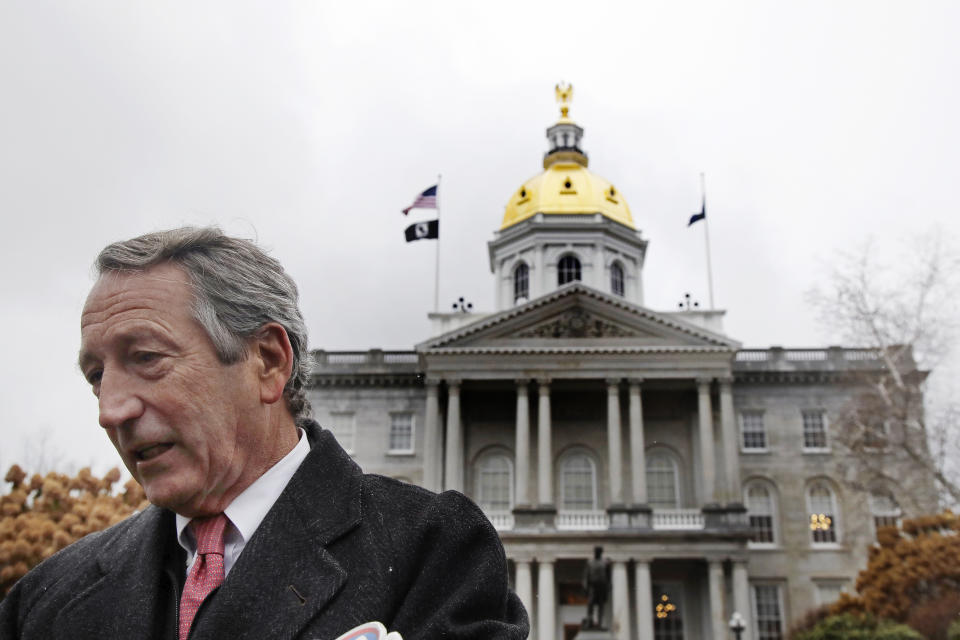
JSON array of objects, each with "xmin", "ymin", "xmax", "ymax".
[{"xmin": 94, "ymin": 226, "xmax": 312, "ymax": 420}]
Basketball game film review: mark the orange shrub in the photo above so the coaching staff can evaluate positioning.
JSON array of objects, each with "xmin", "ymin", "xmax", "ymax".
[
  {"xmin": 1, "ymin": 464, "xmax": 148, "ymax": 597},
  {"xmin": 830, "ymin": 511, "xmax": 960, "ymax": 627}
]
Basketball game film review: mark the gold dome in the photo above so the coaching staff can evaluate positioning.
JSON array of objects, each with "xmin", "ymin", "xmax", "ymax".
[
  {"xmin": 501, "ymin": 83, "xmax": 634, "ymax": 230},
  {"xmin": 500, "ymin": 161, "xmax": 635, "ymax": 230}
]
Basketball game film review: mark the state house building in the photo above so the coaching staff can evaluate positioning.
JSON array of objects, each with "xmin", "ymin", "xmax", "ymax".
[{"xmin": 307, "ymin": 92, "xmax": 930, "ymax": 640}]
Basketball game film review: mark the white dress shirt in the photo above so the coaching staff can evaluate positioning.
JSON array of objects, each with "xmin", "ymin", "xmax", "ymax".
[{"xmin": 176, "ymin": 427, "xmax": 310, "ymax": 577}]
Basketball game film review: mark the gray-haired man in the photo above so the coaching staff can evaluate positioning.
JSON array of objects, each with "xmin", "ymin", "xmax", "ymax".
[{"xmin": 0, "ymin": 227, "xmax": 528, "ymax": 639}]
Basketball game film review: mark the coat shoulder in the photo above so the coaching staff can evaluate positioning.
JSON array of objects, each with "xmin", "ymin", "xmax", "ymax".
[{"xmin": 0, "ymin": 507, "xmax": 161, "ymax": 627}]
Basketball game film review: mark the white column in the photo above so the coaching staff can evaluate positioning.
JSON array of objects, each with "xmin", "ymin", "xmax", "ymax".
[
  {"xmin": 697, "ymin": 378, "xmax": 717, "ymax": 504},
  {"xmin": 537, "ymin": 560, "xmax": 556, "ymax": 640},
  {"xmin": 444, "ymin": 379, "xmax": 463, "ymax": 492},
  {"xmin": 635, "ymin": 560, "xmax": 654, "ymax": 640},
  {"xmin": 535, "ymin": 244, "xmax": 546, "ymax": 298},
  {"xmin": 733, "ymin": 561, "xmax": 753, "ymax": 640},
  {"xmin": 720, "ymin": 377, "xmax": 741, "ymax": 503},
  {"xmin": 593, "ymin": 243, "xmax": 604, "ymax": 289},
  {"xmin": 635, "ymin": 260, "xmax": 645, "ymax": 305},
  {"xmin": 423, "ymin": 379, "xmax": 441, "ymax": 492},
  {"xmin": 537, "ymin": 379, "xmax": 553, "ymax": 506},
  {"xmin": 612, "ymin": 560, "xmax": 629, "ymax": 638},
  {"xmin": 515, "ymin": 379, "xmax": 531, "ymax": 506},
  {"xmin": 495, "ymin": 260, "xmax": 504, "ymax": 310},
  {"xmin": 628, "ymin": 379, "xmax": 647, "ymax": 505},
  {"xmin": 606, "ymin": 379, "xmax": 624, "ymax": 506},
  {"xmin": 515, "ymin": 560, "xmax": 534, "ymax": 634},
  {"xmin": 709, "ymin": 560, "xmax": 726, "ymax": 640}
]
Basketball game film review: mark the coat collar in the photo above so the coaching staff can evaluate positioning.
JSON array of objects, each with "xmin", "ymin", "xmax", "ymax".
[
  {"xmin": 72, "ymin": 421, "xmax": 363, "ymax": 639},
  {"xmin": 191, "ymin": 421, "xmax": 363, "ymax": 638}
]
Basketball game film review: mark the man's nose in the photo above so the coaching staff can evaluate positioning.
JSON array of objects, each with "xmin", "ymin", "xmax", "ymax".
[{"xmin": 98, "ymin": 368, "xmax": 145, "ymax": 429}]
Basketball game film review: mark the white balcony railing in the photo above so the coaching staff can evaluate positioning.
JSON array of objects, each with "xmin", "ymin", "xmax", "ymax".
[
  {"xmin": 483, "ymin": 508, "xmax": 710, "ymax": 531},
  {"xmin": 556, "ymin": 510, "xmax": 610, "ymax": 530},
  {"xmin": 652, "ymin": 508, "xmax": 705, "ymax": 530},
  {"xmin": 485, "ymin": 511, "xmax": 515, "ymax": 531}
]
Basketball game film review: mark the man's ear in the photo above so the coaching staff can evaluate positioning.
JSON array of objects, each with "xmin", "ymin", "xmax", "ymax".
[{"xmin": 251, "ymin": 323, "xmax": 294, "ymax": 405}]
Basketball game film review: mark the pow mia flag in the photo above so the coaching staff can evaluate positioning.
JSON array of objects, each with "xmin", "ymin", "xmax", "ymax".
[{"xmin": 404, "ymin": 219, "xmax": 439, "ymax": 242}]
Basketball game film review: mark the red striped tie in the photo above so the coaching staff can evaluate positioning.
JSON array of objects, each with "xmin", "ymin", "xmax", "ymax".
[{"xmin": 179, "ymin": 514, "xmax": 229, "ymax": 640}]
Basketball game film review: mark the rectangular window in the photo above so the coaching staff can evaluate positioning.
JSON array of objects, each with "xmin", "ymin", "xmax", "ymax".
[
  {"xmin": 327, "ymin": 411, "xmax": 355, "ymax": 454},
  {"xmin": 815, "ymin": 581, "xmax": 847, "ymax": 606},
  {"xmin": 752, "ymin": 584, "xmax": 784, "ymax": 640},
  {"xmin": 388, "ymin": 413, "xmax": 414, "ymax": 453},
  {"xmin": 802, "ymin": 410, "xmax": 829, "ymax": 450},
  {"xmin": 863, "ymin": 419, "xmax": 890, "ymax": 449},
  {"xmin": 741, "ymin": 411, "xmax": 767, "ymax": 451}
]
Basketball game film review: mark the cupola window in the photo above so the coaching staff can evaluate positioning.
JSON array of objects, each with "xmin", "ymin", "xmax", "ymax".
[
  {"xmin": 611, "ymin": 262, "xmax": 624, "ymax": 297},
  {"xmin": 558, "ymin": 255, "xmax": 581, "ymax": 286},
  {"xmin": 513, "ymin": 262, "xmax": 529, "ymax": 303}
]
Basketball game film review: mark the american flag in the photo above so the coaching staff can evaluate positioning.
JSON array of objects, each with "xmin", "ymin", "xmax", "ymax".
[{"xmin": 402, "ymin": 185, "xmax": 437, "ymax": 215}]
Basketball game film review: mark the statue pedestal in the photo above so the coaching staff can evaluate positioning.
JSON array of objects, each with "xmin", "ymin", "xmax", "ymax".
[{"xmin": 573, "ymin": 630, "xmax": 615, "ymax": 640}]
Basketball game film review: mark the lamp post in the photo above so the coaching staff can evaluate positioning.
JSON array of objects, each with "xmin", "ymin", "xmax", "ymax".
[{"xmin": 729, "ymin": 611, "xmax": 746, "ymax": 640}]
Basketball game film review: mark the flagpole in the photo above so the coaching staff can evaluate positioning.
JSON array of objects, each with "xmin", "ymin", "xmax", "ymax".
[
  {"xmin": 700, "ymin": 172, "xmax": 716, "ymax": 309},
  {"xmin": 433, "ymin": 174, "xmax": 441, "ymax": 313}
]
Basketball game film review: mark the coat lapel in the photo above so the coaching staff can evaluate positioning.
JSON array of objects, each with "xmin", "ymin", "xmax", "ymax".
[
  {"xmin": 53, "ymin": 507, "xmax": 179, "ymax": 640},
  {"xmin": 191, "ymin": 427, "xmax": 365, "ymax": 639}
]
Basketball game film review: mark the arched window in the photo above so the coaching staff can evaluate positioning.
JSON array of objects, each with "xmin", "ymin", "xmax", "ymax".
[
  {"xmin": 513, "ymin": 262, "xmax": 529, "ymax": 303},
  {"xmin": 744, "ymin": 480, "xmax": 778, "ymax": 544},
  {"xmin": 870, "ymin": 492, "xmax": 901, "ymax": 533},
  {"xmin": 806, "ymin": 481, "xmax": 840, "ymax": 544},
  {"xmin": 560, "ymin": 452, "xmax": 597, "ymax": 510},
  {"xmin": 476, "ymin": 453, "xmax": 513, "ymax": 513},
  {"xmin": 557, "ymin": 255, "xmax": 582, "ymax": 286},
  {"xmin": 646, "ymin": 453, "xmax": 679, "ymax": 509},
  {"xmin": 610, "ymin": 261, "xmax": 625, "ymax": 297}
]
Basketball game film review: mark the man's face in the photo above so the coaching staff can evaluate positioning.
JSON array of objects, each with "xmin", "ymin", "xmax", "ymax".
[{"xmin": 79, "ymin": 263, "xmax": 265, "ymax": 517}]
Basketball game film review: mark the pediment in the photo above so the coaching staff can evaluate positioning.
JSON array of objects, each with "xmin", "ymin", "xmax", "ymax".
[
  {"xmin": 514, "ymin": 307, "xmax": 646, "ymax": 339},
  {"xmin": 417, "ymin": 283, "xmax": 739, "ymax": 352}
]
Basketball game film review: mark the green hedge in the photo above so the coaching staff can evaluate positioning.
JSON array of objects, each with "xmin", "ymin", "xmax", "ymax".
[{"xmin": 791, "ymin": 614, "xmax": 921, "ymax": 640}]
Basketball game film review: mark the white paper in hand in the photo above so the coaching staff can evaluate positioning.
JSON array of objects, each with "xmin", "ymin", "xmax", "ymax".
[{"xmin": 332, "ymin": 621, "xmax": 404, "ymax": 640}]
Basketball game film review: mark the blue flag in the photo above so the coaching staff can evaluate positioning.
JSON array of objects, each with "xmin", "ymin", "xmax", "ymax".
[{"xmin": 688, "ymin": 197, "xmax": 706, "ymax": 226}]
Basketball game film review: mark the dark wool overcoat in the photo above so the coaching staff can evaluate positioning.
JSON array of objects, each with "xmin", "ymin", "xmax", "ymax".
[{"xmin": 0, "ymin": 422, "xmax": 529, "ymax": 639}]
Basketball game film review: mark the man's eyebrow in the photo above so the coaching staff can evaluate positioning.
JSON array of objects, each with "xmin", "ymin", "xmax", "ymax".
[
  {"xmin": 77, "ymin": 327, "xmax": 178, "ymax": 372},
  {"xmin": 77, "ymin": 349, "xmax": 96, "ymax": 373}
]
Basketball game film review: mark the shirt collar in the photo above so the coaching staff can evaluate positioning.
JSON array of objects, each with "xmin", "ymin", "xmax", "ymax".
[{"xmin": 176, "ymin": 427, "xmax": 310, "ymax": 552}]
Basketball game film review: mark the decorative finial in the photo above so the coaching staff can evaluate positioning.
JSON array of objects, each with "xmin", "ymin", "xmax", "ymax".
[{"xmin": 555, "ymin": 82, "xmax": 573, "ymax": 119}]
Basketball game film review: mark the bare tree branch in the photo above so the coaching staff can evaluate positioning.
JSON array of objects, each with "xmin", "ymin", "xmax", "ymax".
[{"xmin": 808, "ymin": 230, "xmax": 960, "ymax": 511}]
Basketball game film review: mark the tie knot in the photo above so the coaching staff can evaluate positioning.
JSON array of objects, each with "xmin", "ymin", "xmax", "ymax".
[{"xmin": 190, "ymin": 514, "xmax": 228, "ymax": 556}]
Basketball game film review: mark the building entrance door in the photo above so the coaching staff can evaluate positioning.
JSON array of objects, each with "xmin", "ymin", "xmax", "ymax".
[{"xmin": 652, "ymin": 582, "xmax": 685, "ymax": 640}]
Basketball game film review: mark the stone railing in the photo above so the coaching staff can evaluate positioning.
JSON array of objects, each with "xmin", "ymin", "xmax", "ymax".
[
  {"xmin": 313, "ymin": 349, "xmax": 420, "ymax": 367},
  {"xmin": 556, "ymin": 510, "xmax": 610, "ymax": 531},
  {"xmin": 734, "ymin": 347, "xmax": 885, "ymax": 371},
  {"xmin": 485, "ymin": 511, "xmax": 516, "ymax": 531},
  {"xmin": 652, "ymin": 508, "xmax": 705, "ymax": 530},
  {"xmin": 503, "ymin": 507, "xmax": 747, "ymax": 532}
]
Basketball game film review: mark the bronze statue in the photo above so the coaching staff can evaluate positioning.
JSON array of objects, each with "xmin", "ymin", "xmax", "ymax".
[{"xmin": 582, "ymin": 546, "xmax": 610, "ymax": 629}]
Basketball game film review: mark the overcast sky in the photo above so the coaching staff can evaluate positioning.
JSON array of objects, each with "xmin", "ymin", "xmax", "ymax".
[{"xmin": 1, "ymin": 1, "xmax": 958, "ymax": 475}]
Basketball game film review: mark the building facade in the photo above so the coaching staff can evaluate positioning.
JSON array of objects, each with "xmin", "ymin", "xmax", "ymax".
[{"xmin": 307, "ymin": 92, "xmax": 928, "ymax": 640}]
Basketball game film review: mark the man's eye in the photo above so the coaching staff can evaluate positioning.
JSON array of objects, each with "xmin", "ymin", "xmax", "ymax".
[
  {"xmin": 134, "ymin": 352, "xmax": 161, "ymax": 364},
  {"xmin": 86, "ymin": 370, "xmax": 102, "ymax": 385}
]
